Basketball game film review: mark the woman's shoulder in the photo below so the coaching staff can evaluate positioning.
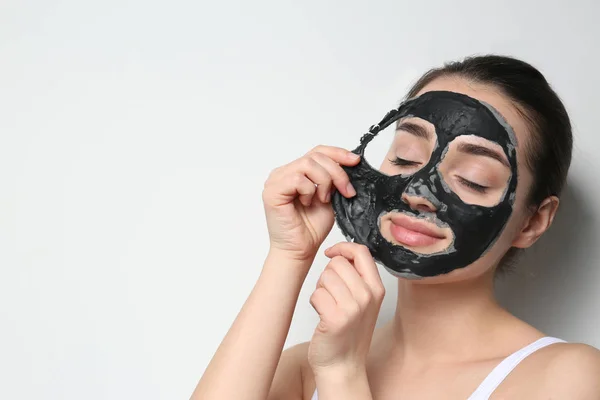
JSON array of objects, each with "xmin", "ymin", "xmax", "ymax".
[
  {"xmin": 496, "ymin": 341, "xmax": 600, "ymax": 399},
  {"xmin": 530, "ymin": 342, "xmax": 600, "ymax": 380},
  {"xmin": 540, "ymin": 343, "xmax": 600, "ymax": 391},
  {"xmin": 543, "ymin": 341, "xmax": 600, "ymax": 364}
]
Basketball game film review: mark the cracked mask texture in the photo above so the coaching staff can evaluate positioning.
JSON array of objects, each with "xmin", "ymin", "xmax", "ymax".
[{"xmin": 331, "ymin": 91, "xmax": 518, "ymax": 278}]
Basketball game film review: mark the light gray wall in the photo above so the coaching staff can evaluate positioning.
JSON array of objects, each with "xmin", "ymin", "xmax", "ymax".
[{"xmin": 1, "ymin": 1, "xmax": 598, "ymax": 399}]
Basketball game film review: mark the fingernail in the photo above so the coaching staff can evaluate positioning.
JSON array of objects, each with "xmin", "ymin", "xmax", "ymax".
[
  {"xmin": 348, "ymin": 152, "xmax": 360, "ymax": 161},
  {"xmin": 346, "ymin": 182, "xmax": 356, "ymax": 197},
  {"xmin": 325, "ymin": 191, "xmax": 331, "ymax": 203}
]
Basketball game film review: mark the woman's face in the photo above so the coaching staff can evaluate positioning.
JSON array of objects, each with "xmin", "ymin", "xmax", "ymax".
[{"xmin": 378, "ymin": 76, "xmax": 535, "ymax": 283}]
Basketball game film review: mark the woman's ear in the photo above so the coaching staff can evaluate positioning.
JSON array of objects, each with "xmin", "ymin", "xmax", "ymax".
[{"xmin": 512, "ymin": 196, "xmax": 560, "ymax": 249}]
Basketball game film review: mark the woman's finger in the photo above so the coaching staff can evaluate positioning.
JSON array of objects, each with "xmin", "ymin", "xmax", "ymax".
[
  {"xmin": 263, "ymin": 165, "xmax": 318, "ymax": 207},
  {"xmin": 264, "ymin": 145, "xmax": 359, "ymax": 206},
  {"xmin": 292, "ymin": 156, "xmax": 333, "ymax": 203},
  {"xmin": 307, "ymin": 145, "xmax": 361, "ymax": 167},
  {"xmin": 324, "ymin": 243, "xmax": 385, "ymax": 297},
  {"xmin": 291, "ymin": 173, "xmax": 318, "ymax": 207},
  {"xmin": 317, "ymin": 269, "xmax": 358, "ymax": 314},
  {"xmin": 309, "ymin": 287, "xmax": 336, "ymax": 319},
  {"xmin": 310, "ymin": 152, "xmax": 356, "ymax": 199},
  {"xmin": 267, "ymin": 157, "xmax": 331, "ymax": 205},
  {"xmin": 327, "ymin": 256, "xmax": 373, "ymax": 310}
]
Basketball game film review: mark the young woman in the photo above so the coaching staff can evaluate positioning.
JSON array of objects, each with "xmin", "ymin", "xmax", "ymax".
[{"xmin": 193, "ymin": 55, "xmax": 600, "ymax": 399}]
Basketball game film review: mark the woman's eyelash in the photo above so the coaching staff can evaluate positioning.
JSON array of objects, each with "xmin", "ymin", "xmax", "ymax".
[
  {"xmin": 457, "ymin": 176, "xmax": 488, "ymax": 193},
  {"xmin": 390, "ymin": 157, "xmax": 420, "ymax": 167},
  {"xmin": 390, "ymin": 159, "xmax": 489, "ymax": 194}
]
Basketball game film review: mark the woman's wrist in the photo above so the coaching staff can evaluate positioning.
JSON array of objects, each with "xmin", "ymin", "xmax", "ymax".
[
  {"xmin": 313, "ymin": 364, "xmax": 372, "ymax": 399},
  {"xmin": 256, "ymin": 248, "xmax": 315, "ymax": 295},
  {"xmin": 313, "ymin": 362, "xmax": 367, "ymax": 383},
  {"xmin": 263, "ymin": 247, "xmax": 316, "ymax": 275}
]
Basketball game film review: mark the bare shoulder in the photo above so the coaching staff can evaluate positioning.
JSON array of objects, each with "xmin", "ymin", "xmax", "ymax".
[
  {"xmin": 541, "ymin": 343, "xmax": 600, "ymax": 397},
  {"xmin": 499, "ymin": 342, "xmax": 600, "ymax": 399},
  {"xmin": 268, "ymin": 341, "xmax": 313, "ymax": 400}
]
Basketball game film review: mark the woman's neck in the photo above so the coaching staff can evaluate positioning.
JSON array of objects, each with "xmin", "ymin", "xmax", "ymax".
[{"xmin": 388, "ymin": 268, "xmax": 514, "ymax": 365}]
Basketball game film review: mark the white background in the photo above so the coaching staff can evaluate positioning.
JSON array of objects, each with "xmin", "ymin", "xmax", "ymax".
[{"xmin": 1, "ymin": 1, "xmax": 599, "ymax": 399}]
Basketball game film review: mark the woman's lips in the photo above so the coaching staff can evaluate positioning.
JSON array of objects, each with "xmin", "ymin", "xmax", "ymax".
[{"xmin": 389, "ymin": 214, "xmax": 447, "ymax": 248}]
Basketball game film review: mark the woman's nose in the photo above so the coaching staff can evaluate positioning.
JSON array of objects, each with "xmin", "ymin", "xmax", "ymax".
[{"xmin": 401, "ymin": 192, "xmax": 437, "ymax": 213}]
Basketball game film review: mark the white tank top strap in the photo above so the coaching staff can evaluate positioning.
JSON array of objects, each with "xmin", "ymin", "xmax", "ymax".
[
  {"xmin": 311, "ymin": 336, "xmax": 566, "ymax": 400},
  {"xmin": 467, "ymin": 336, "xmax": 566, "ymax": 399}
]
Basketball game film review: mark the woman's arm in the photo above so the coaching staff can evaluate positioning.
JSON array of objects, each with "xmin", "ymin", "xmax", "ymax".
[
  {"xmin": 192, "ymin": 146, "xmax": 360, "ymax": 399},
  {"xmin": 191, "ymin": 251, "xmax": 310, "ymax": 400}
]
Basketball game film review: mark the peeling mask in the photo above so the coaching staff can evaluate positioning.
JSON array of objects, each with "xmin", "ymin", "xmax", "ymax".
[{"xmin": 331, "ymin": 91, "xmax": 518, "ymax": 278}]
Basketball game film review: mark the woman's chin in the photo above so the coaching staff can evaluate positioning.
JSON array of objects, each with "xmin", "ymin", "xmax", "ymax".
[{"xmin": 401, "ymin": 257, "xmax": 496, "ymax": 285}]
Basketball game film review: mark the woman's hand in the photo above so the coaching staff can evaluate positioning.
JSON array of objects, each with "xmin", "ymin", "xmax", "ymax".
[
  {"xmin": 262, "ymin": 146, "xmax": 360, "ymax": 263},
  {"xmin": 307, "ymin": 242, "xmax": 385, "ymax": 381}
]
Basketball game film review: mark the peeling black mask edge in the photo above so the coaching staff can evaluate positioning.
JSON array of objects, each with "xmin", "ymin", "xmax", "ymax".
[{"xmin": 331, "ymin": 91, "xmax": 519, "ymax": 278}]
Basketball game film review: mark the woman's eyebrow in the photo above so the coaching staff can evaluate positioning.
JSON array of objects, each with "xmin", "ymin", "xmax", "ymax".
[
  {"xmin": 395, "ymin": 121, "xmax": 431, "ymax": 140},
  {"xmin": 457, "ymin": 142, "xmax": 510, "ymax": 167}
]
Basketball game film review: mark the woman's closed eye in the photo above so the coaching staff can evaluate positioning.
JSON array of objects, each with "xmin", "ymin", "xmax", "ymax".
[
  {"xmin": 456, "ymin": 176, "xmax": 489, "ymax": 194},
  {"xmin": 390, "ymin": 156, "xmax": 421, "ymax": 167}
]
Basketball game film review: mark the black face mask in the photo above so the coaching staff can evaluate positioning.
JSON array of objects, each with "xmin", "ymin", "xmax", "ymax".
[{"xmin": 331, "ymin": 91, "xmax": 518, "ymax": 278}]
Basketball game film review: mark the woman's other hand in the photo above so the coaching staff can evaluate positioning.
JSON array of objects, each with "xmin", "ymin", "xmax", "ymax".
[
  {"xmin": 308, "ymin": 242, "xmax": 385, "ymax": 384},
  {"xmin": 262, "ymin": 146, "xmax": 360, "ymax": 263}
]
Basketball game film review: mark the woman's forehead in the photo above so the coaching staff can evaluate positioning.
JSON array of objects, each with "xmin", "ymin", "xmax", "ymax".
[
  {"xmin": 396, "ymin": 116, "xmax": 511, "ymax": 166},
  {"xmin": 414, "ymin": 77, "xmax": 531, "ymax": 164}
]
